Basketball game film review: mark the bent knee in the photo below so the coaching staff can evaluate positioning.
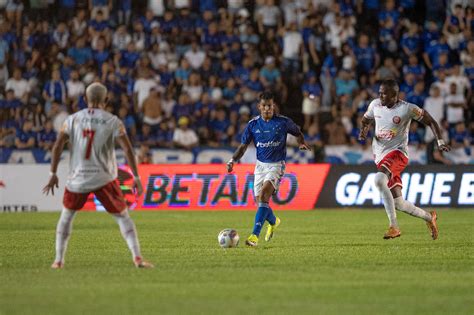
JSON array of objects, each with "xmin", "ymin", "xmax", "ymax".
[
  {"xmin": 374, "ymin": 172, "xmax": 389, "ymax": 189},
  {"xmin": 393, "ymin": 197, "xmax": 404, "ymax": 210}
]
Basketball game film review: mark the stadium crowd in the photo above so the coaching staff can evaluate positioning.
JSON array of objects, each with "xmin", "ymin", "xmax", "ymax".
[{"xmin": 0, "ymin": 0, "xmax": 473, "ymax": 163}]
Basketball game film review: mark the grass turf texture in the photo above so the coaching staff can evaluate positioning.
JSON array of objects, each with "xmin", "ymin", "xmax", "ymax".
[{"xmin": 0, "ymin": 210, "xmax": 473, "ymax": 315}]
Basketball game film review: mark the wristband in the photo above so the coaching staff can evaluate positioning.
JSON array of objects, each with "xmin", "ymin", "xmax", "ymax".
[
  {"xmin": 228, "ymin": 158, "xmax": 235, "ymax": 164},
  {"xmin": 437, "ymin": 139, "xmax": 445, "ymax": 147},
  {"xmin": 134, "ymin": 175, "xmax": 141, "ymax": 180},
  {"xmin": 49, "ymin": 171, "xmax": 56, "ymax": 176}
]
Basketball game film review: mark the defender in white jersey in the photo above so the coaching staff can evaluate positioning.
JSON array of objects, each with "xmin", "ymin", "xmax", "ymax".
[
  {"xmin": 359, "ymin": 79, "xmax": 450, "ymax": 240},
  {"xmin": 43, "ymin": 83, "xmax": 153, "ymax": 269}
]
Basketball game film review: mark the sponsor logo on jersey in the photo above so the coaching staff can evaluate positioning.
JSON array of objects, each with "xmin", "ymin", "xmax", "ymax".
[
  {"xmin": 376, "ymin": 129, "xmax": 397, "ymax": 140},
  {"xmin": 255, "ymin": 129, "xmax": 261, "ymax": 133},
  {"xmin": 256, "ymin": 141, "xmax": 281, "ymax": 148},
  {"xmin": 392, "ymin": 116, "xmax": 401, "ymax": 124}
]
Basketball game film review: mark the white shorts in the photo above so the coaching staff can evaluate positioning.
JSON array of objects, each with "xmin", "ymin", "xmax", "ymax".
[{"xmin": 254, "ymin": 160, "xmax": 286, "ymax": 197}]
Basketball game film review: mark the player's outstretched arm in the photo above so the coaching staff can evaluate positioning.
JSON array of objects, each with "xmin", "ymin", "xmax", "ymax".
[
  {"xmin": 296, "ymin": 131, "xmax": 311, "ymax": 151},
  {"xmin": 227, "ymin": 143, "xmax": 249, "ymax": 173},
  {"xmin": 420, "ymin": 111, "xmax": 451, "ymax": 152},
  {"xmin": 117, "ymin": 134, "xmax": 144, "ymax": 196},
  {"xmin": 358, "ymin": 116, "xmax": 373, "ymax": 141},
  {"xmin": 42, "ymin": 131, "xmax": 69, "ymax": 196}
]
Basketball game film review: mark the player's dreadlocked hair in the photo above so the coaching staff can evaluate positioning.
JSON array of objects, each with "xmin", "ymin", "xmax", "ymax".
[
  {"xmin": 380, "ymin": 79, "xmax": 400, "ymax": 92},
  {"xmin": 259, "ymin": 91, "xmax": 275, "ymax": 101}
]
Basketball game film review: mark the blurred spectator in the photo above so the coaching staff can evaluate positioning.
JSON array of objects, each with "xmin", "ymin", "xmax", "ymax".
[
  {"xmin": 424, "ymin": 85, "xmax": 445, "ymax": 143},
  {"xmin": 446, "ymin": 64, "xmax": 471, "ymax": 97},
  {"xmin": 406, "ymin": 81, "xmax": 427, "ymax": 107},
  {"xmin": 301, "ymin": 72, "xmax": 321, "ymax": 130},
  {"xmin": 135, "ymin": 124, "xmax": 157, "ymax": 147},
  {"xmin": 282, "ymin": 22, "xmax": 303, "ymax": 76},
  {"xmin": 53, "ymin": 22, "xmax": 70, "ymax": 51},
  {"xmin": 401, "ymin": 23, "xmax": 421, "ymax": 58},
  {"xmin": 172, "ymin": 93, "xmax": 194, "ymax": 120},
  {"xmin": 133, "ymin": 70, "xmax": 158, "ymax": 112},
  {"xmin": 256, "ymin": 0, "xmax": 282, "ymax": 35},
  {"xmin": 6, "ymin": 0, "xmax": 24, "ymax": 32},
  {"xmin": 408, "ymin": 121, "xmax": 423, "ymax": 147},
  {"xmin": 37, "ymin": 120, "xmax": 57, "ymax": 151},
  {"xmin": 184, "ymin": 40, "xmax": 206, "ymax": 70},
  {"xmin": 183, "ymin": 72, "xmax": 203, "ymax": 103},
  {"xmin": 450, "ymin": 122, "xmax": 471, "ymax": 151},
  {"xmin": 112, "ymin": 25, "xmax": 131, "ymax": 52},
  {"xmin": 445, "ymin": 82, "xmax": 467, "ymax": 128},
  {"xmin": 66, "ymin": 70, "xmax": 85, "ymax": 102},
  {"xmin": 403, "ymin": 55, "xmax": 426, "ymax": 81},
  {"xmin": 354, "ymin": 34, "xmax": 379, "ymax": 76},
  {"xmin": 324, "ymin": 117, "xmax": 348, "ymax": 145},
  {"xmin": 142, "ymin": 88, "xmax": 163, "ymax": 128},
  {"xmin": 118, "ymin": 105, "xmax": 137, "ymax": 139},
  {"xmin": 138, "ymin": 144, "xmax": 152, "ymax": 164},
  {"xmin": 6, "ymin": 68, "xmax": 29, "ymax": 103},
  {"xmin": 67, "ymin": 37, "xmax": 92, "ymax": 66},
  {"xmin": 90, "ymin": 0, "xmax": 112, "ymax": 20},
  {"xmin": 15, "ymin": 120, "xmax": 36, "ymax": 149},
  {"xmin": 335, "ymin": 70, "xmax": 358, "ymax": 97},
  {"xmin": 209, "ymin": 107, "xmax": 231, "ymax": 146},
  {"xmin": 376, "ymin": 57, "xmax": 399, "ymax": 81},
  {"xmin": 43, "ymin": 69, "xmax": 67, "ymax": 107},
  {"xmin": 173, "ymin": 116, "xmax": 198, "ymax": 150},
  {"xmin": 305, "ymin": 122, "xmax": 323, "ymax": 152}
]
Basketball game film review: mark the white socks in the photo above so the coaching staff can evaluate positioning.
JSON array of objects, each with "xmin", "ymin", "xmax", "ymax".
[
  {"xmin": 394, "ymin": 197, "xmax": 432, "ymax": 222},
  {"xmin": 374, "ymin": 171, "xmax": 432, "ymax": 227},
  {"xmin": 113, "ymin": 210, "xmax": 142, "ymax": 260},
  {"xmin": 374, "ymin": 172, "xmax": 398, "ymax": 228},
  {"xmin": 54, "ymin": 207, "xmax": 77, "ymax": 263}
]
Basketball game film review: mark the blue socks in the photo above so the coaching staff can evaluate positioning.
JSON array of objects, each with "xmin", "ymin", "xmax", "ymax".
[
  {"xmin": 252, "ymin": 202, "xmax": 270, "ymax": 236},
  {"xmin": 252, "ymin": 202, "xmax": 276, "ymax": 236},
  {"xmin": 266, "ymin": 207, "xmax": 276, "ymax": 225}
]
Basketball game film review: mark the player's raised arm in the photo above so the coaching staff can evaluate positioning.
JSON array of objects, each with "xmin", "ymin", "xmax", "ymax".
[
  {"xmin": 419, "ymin": 110, "xmax": 451, "ymax": 152},
  {"xmin": 42, "ymin": 128, "xmax": 69, "ymax": 196},
  {"xmin": 116, "ymin": 129, "xmax": 144, "ymax": 196}
]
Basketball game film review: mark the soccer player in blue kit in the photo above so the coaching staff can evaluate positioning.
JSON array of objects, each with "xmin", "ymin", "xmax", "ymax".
[{"xmin": 226, "ymin": 92, "xmax": 310, "ymax": 246}]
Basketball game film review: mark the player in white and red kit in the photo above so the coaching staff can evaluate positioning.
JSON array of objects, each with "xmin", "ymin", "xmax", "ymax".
[
  {"xmin": 43, "ymin": 82, "xmax": 153, "ymax": 268},
  {"xmin": 359, "ymin": 79, "xmax": 450, "ymax": 240}
]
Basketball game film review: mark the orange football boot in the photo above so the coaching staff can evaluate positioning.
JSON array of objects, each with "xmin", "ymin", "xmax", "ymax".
[
  {"xmin": 426, "ymin": 211, "xmax": 438, "ymax": 240},
  {"xmin": 383, "ymin": 226, "xmax": 401, "ymax": 239}
]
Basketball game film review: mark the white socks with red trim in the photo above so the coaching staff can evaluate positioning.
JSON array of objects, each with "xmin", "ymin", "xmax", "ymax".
[
  {"xmin": 54, "ymin": 207, "xmax": 77, "ymax": 264},
  {"xmin": 394, "ymin": 197, "xmax": 431, "ymax": 222},
  {"xmin": 113, "ymin": 210, "xmax": 142, "ymax": 260},
  {"xmin": 374, "ymin": 172, "xmax": 399, "ymax": 228}
]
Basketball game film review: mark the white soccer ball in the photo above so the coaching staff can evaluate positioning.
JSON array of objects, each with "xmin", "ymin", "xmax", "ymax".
[{"xmin": 217, "ymin": 229, "xmax": 240, "ymax": 248}]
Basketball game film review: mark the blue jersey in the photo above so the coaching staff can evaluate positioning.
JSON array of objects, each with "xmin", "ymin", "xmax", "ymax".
[{"xmin": 241, "ymin": 115, "xmax": 300, "ymax": 163}]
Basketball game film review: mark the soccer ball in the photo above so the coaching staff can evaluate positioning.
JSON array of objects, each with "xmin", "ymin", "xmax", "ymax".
[{"xmin": 217, "ymin": 229, "xmax": 240, "ymax": 248}]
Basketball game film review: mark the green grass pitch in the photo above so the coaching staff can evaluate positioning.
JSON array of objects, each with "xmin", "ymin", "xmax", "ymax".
[{"xmin": 1, "ymin": 210, "xmax": 473, "ymax": 315}]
